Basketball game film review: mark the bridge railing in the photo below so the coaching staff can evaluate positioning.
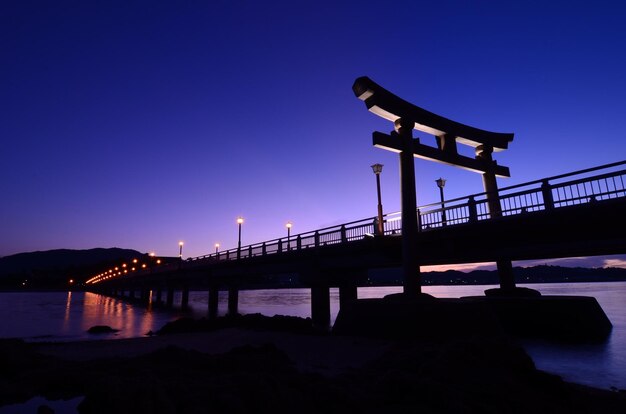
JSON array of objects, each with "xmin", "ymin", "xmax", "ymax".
[
  {"xmin": 417, "ymin": 160, "xmax": 626, "ymax": 229},
  {"xmin": 184, "ymin": 216, "xmax": 379, "ymax": 267}
]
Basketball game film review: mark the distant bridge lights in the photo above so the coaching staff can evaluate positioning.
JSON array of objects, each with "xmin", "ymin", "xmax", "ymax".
[
  {"xmin": 436, "ymin": 177, "xmax": 447, "ymax": 226},
  {"xmin": 371, "ymin": 163, "xmax": 384, "ymax": 236}
]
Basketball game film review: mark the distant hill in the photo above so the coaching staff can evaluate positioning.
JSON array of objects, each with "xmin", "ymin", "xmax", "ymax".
[
  {"xmin": 0, "ymin": 248, "xmax": 145, "ymax": 289},
  {"xmin": 370, "ymin": 265, "xmax": 626, "ymax": 286}
]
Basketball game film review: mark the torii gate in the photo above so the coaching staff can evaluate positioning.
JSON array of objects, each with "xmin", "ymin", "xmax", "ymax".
[{"xmin": 353, "ymin": 76, "xmax": 516, "ymax": 296}]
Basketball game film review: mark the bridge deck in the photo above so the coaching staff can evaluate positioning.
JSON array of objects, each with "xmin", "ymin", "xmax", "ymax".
[{"xmin": 87, "ymin": 160, "xmax": 626, "ymax": 290}]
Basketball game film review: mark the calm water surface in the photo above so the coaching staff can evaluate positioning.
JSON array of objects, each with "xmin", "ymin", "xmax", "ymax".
[{"xmin": 1, "ymin": 282, "xmax": 625, "ymax": 390}]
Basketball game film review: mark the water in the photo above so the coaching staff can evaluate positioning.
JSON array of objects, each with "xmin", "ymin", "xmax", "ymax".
[
  {"xmin": 0, "ymin": 291, "xmax": 186, "ymax": 341},
  {"xmin": 1, "ymin": 282, "xmax": 625, "ymax": 390}
]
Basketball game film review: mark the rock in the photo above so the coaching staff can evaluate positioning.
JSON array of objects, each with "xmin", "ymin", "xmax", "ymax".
[
  {"xmin": 156, "ymin": 314, "xmax": 316, "ymax": 336},
  {"xmin": 37, "ymin": 404, "xmax": 55, "ymax": 414},
  {"xmin": 87, "ymin": 325, "xmax": 119, "ymax": 334}
]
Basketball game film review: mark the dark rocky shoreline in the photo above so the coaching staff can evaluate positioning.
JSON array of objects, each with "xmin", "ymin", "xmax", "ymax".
[{"xmin": 2, "ymin": 314, "xmax": 626, "ymax": 413}]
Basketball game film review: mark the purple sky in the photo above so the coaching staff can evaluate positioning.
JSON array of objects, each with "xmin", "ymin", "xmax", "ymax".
[{"xmin": 2, "ymin": 1, "xmax": 625, "ymax": 269}]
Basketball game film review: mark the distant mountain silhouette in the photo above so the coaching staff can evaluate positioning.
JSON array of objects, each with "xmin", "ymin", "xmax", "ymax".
[
  {"xmin": 0, "ymin": 248, "xmax": 145, "ymax": 289},
  {"xmin": 369, "ymin": 265, "xmax": 626, "ymax": 286}
]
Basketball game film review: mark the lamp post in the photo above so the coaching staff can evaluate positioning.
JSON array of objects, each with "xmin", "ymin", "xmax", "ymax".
[
  {"xmin": 178, "ymin": 241, "xmax": 184, "ymax": 270},
  {"xmin": 436, "ymin": 178, "xmax": 447, "ymax": 226},
  {"xmin": 215, "ymin": 243, "xmax": 220, "ymax": 255},
  {"xmin": 286, "ymin": 221, "xmax": 292, "ymax": 251},
  {"xmin": 371, "ymin": 163, "xmax": 384, "ymax": 236},
  {"xmin": 237, "ymin": 217, "xmax": 244, "ymax": 259}
]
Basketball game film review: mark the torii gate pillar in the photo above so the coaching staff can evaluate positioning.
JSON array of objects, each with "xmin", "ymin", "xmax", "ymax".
[
  {"xmin": 477, "ymin": 144, "xmax": 516, "ymax": 290},
  {"xmin": 395, "ymin": 118, "xmax": 421, "ymax": 295}
]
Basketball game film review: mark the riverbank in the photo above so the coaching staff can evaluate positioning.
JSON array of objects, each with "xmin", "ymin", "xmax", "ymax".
[{"xmin": 1, "ymin": 315, "xmax": 625, "ymax": 413}]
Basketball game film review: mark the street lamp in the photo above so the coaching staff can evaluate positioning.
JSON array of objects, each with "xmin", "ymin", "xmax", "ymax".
[
  {"xmin": 179, "ymin": 241, "xmax": 184, "ymax": 258},
  {"xmin": 215, "ymin": 243, "xmax": 220, "ymax": 255},
  {"xmin": 237, "ymin": 217, "xmax": 244, "ymax": 259},
  {"xmin": 286, "ymin": 221, "xmax": 292, "ymax": 251},
  {"xmin": 435, "ymin": 178, "xmax": 447, "ymax": 226},
  {"xmin": 371, "ymin": 163, "xmax": 384, "ymax": 236}
]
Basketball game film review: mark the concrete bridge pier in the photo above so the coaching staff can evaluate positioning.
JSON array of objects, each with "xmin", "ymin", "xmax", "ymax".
[
  {"xmin": 339, "ymin": 284, "xmax": 358, "ymax": 309},
  {"xmin": 228, "ymin": 287, "xmax": 239, "ymax": 315},
  {"xmin": 128, "ymin": 289, "xmax": 136, "ymax": 300},
  {"xmin": 181, "ymin": 288, "xmax": 190, "ymax": 310},
  {"xmin": 166, "ymin": 288, "xmax": 174, "ymax": 308},
  {"xmin": 208, "ymin": 287, "xmax": 219, "ymax": 319},
  {"xmin": 140, "ymin": 289, "xmax": 150, "ymax": 303},
  {"xmin": 311, "ymin": 286, "xmax": 331, "ymax": 330},
  {"xmin": 497, "ymin": 259, "xmax": 515, "ymax": 290},
  {"xmin": 155, "ymin": 287, "xmax": 163, "ymax": 304}
]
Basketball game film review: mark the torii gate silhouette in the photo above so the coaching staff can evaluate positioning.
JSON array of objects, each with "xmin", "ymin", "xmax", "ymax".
[{"xmin": 353, "ymin": 76, "xmax": 518, "ymax": 296}]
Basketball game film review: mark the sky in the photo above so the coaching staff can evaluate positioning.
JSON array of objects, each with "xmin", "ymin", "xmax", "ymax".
[{"xmin": 2, "ymin": 1, "xmax": 625, "ymax": 269}]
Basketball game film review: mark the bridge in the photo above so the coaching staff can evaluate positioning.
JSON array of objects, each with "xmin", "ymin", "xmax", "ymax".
[{"xmin": 86, "ymin": 160, "xmax": 626, "ymax": 328}]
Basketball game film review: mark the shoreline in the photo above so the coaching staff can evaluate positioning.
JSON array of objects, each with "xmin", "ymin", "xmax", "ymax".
[{"xmin": 2, "ymin": 315, "xmax": 626, "ymax": 413}]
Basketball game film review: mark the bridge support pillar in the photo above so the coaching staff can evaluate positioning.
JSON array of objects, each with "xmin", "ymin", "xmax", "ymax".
[
  {"xmin": 228, "ymin": 288, "xmax": 239, "ymax": 315},
  {"xmin": 155, "ymin": 288, "xmax": 162, "ymax": 304},
  {"xmin": 181, "ymin": 288, "xmax": 189, "ymax": 310},
  {"xmin": 128, "ymin": 290, "xmax": 135, "ymax": 299},
  {"xmin": 311, "ymin": 286, "xmax": 331, "ymax": 330},
  {"xmin": 497, "ymin": 259, "xmax": 516, "ymax": 290},
  {"xmin": 208, "ymin": 288, "xmax": 219, "ymax": 319},
  {"xmin": 166, "ymin": 288, "xmax": 174, "ymax": 308},
  {"xmin": 339, "ymin": 284, "xmax": 358, "ymax": 309}
]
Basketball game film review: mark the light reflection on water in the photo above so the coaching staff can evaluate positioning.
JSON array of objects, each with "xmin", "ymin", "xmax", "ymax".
[
  {"xmin": 0, "ymin": 291, "xmax": 186, "ymax": 341},
  {"xmin": 0, "ymin": 282, "xmax": 625, "ymax": 390}
]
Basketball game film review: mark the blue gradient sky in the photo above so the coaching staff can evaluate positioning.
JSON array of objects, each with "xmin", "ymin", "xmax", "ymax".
[{"xmin": 2, "ymin": 1, "xmax": 625, "ymax": 269}]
